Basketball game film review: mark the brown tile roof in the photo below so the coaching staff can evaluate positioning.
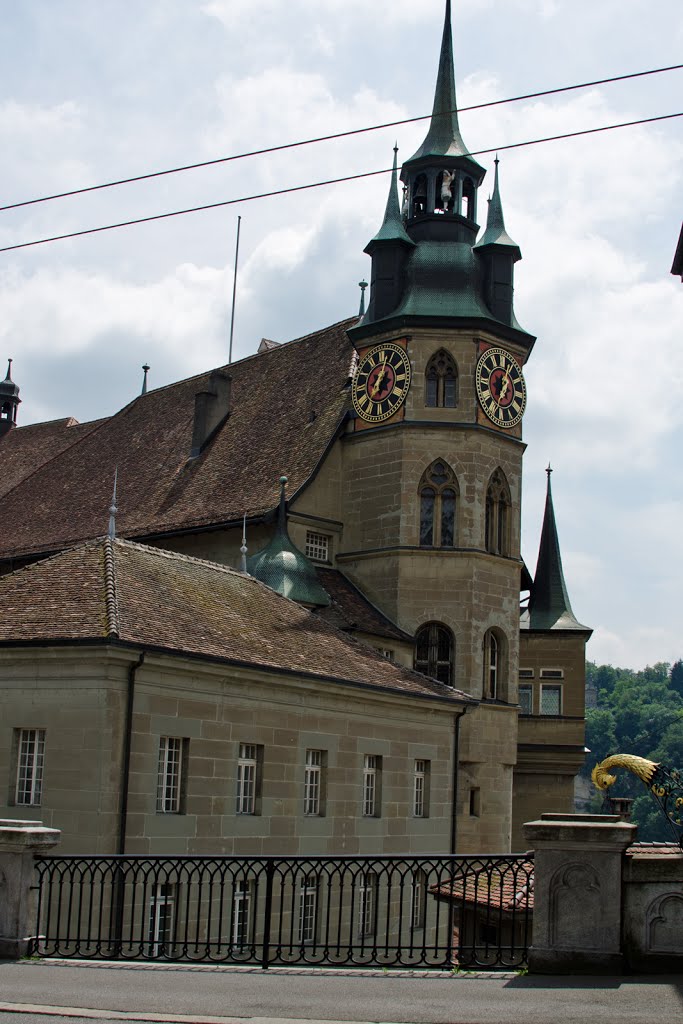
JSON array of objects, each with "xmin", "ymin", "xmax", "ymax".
[
  {"xmin": 316, "ymin": 568, "xmax": 413, "ymax": 642},
  {"xmin": 0, "ymin": 319, "xmax": 356, "ymax": 560},
  {"xmin": 627, "ymin": 842, "xmax": 683, "ymax": 856},
  {"xmin": 0, "ymin": 536, "xmax": 475, "ymax": 706},
  {"xmin": 432, "ymin": 860, "xmax": 535, "ymax": 911},
  {"xmin": 0, "ymin": 416, "xmax": 104, "ymax": 500}
]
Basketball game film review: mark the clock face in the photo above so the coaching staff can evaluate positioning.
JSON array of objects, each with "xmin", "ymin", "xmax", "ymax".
[
  {"xmin": 352, "ymin": 342, "xmax": 412, "ymax": 423},
  {"xmin": 475, "ymin": 347, "xmax": 527, "ymax": 428}
]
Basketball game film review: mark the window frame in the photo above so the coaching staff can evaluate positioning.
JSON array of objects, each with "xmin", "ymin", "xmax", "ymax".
[
  {"xmin": 424, "ymin": 349, "xmax": 458, "ymax": 409},
  {"xmin": 362, "ymin": 754, "xmax": 382, "ymax": 818},
  {"xmin": 485, "ymin": 469, "xmax": 512, "ymax": 556},
  {"xmin": 236, "ymin": 743, "xmax": 263, "ymax": 815},
  {"xmin": 413, "ymin": 758, "xmax": 430, "ymax": 818},
  {"xmin": 540, "ymin": 683, "xmax": 563, "ymax": 716},
  {"xmin": 231, "ymin": 878, "xmax": 253, "ymax": 950},
  {"xmin": 483, "ymin": 629, "xmax": 506, "ymax": 701},
  {"xmin": 418, "ymin": 460, "xmax": 458, "ymax": 549},
  {"xmin": 298, "ymin": 874, "xmax": 319, "ymax": 944},
  {"xmin": 156, "ymin": 737, "xmax": 188, "ymax": 814},
  {"xmin": 358, "ymin": 871, "xmax": 377, "ymax": 938},
  {"xmin": 304, "ymin": 749, "xmax": 326, "ymax": 817},
  {"xmin": 518, "ymin": 684, "xmax": 533, "ymax": 716},
  {"xmin": 305, "ymin": 531, "xmax": 330, "ymax": 563},
  {"xmin": 14, "ymin": 728, "xmax": 46, "ymax": 807},
  {"xmin": 148, "ymin": 882, "xmax": 176, "ymax": 956}
]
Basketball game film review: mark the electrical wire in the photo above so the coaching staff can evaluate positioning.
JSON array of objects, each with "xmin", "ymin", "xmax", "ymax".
[
  {"xmin": 0, "ymin": 111, "xmax": 680, "ymax": 255},
  {"xmin": 0, "ymin": 63, "xmax": 681, "ymax": 215}
]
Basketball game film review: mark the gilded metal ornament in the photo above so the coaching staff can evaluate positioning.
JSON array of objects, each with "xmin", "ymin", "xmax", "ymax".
[{"xmin": 591, "ymin": 753, "xmax": 683, "ymax": 850}]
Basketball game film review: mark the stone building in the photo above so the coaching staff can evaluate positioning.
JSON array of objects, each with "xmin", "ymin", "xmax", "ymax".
[{"xmin": 0, "ymin": 1, "xmax": 590, "ymax": 853}]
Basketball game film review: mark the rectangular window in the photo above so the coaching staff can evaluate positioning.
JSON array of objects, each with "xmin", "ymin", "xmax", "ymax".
[
  {"xmin": 413, "ymin": 759, "xmax": 430, "ymax": 817},
  {"xmin": 540, "ymin": 668, "xmax": 564, "ymax": 679},
  {"xmin": 156, "ymin": 737, "xmax": 187, "ymax": 814},
  {"xmin": 540, "ymin": 684, "xmax": 562, "ymax": 715},
  {"xmin": 469, "ymin": 787, "xmax": 481, "ymax": 817},
  {"xmin": 298, "ymin": 874, "xmax": 319, "ymax": 944},
  {"xmin": 304, "ymin": 749, "xmax": 325, "ymax": 816},
  {"xmin": 411, "ymin": 869, "xmax": 426, "ymax": 930},
  {"xmin": 363, "ymin": 754, "xmax": 382, "ymax": 817},
  {"xmin": 518, "ymin": 684, "xmax": 533, "ymax": 716},
  {"xmin": 358, "ymin": 871, "xmax": 377, "ymax": 937},
  {"xmin": 148, "ymin": 883, "xmax": 176, "ymax": 955},
  {"xmin": 305, "ymin": 532, "xmax": 330, "ymax": 563},
  {"xmin": 380, "ymin": 649, "xmax": 394, "ymax": 661},
  {"xmin": 15, "ymin": 728, "xmax": 45, "ymax": 806},
  {"xmin": 236, "ymin": 743, "xmax": 262, "ymax": 815},
  {"xmin": 232, "ymin": 879, "xmax": 253, "ymax": 950},
  {"xmin": 519, "ymin": 667, "xmax": 534, "ymax": 679}
]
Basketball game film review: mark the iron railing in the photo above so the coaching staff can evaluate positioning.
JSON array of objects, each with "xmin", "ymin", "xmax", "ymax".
[{"xmin": 32, "ymin": 853, "xmax": 533, "ymax": 969}]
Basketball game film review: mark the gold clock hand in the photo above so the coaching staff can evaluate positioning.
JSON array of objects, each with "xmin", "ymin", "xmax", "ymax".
[{"xmin": 370, "ymin": 363, "xmax": 388, "ymax": 397}]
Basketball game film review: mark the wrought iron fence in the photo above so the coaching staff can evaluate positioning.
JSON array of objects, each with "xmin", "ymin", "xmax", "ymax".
[{"xmin": 32, "ymin": 853, "xmax": 533, "ymax": 969}]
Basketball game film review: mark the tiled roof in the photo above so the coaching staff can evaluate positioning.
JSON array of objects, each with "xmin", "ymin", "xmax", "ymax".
[
  {"xmin": 0, "ymin": 319, "xmax": 355, "ymax": 560},
  {"xmin": 432, "ymin": 861, "xmax": 535, "ymax": 911},
  {"xmin": 627, "ymin": 842, "xmax": 683, "ymax": 857},
  {"xmin": 316, "ymin": 568, "xmax": 412, "ymax": 642},
  {"xmin": 0, "ymin": 536, "xmax": 474, "ymax": 705},
  {"xmin": 0, "ymin": 416, "xmax": 104, "ymax": 500}
]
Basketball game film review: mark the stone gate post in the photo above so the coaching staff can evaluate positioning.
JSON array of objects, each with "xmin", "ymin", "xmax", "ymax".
[
  {"xmin": 0, "ymin": 819, "xmax": 61, "ymax": 959},
  {"xmin": 523, "ymin": 812, "xmax": 636, "ymax": 974}
]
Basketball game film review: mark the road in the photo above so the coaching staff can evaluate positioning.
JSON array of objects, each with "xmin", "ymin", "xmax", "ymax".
[{"xmin": 0, "ymin": 960, "xmax": 681, "ymax": 1024}]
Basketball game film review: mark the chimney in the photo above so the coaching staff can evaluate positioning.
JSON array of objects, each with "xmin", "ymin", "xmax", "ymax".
[{"xmin": 190, "ymin": 370, "xmax": 232, "ymax": 459}]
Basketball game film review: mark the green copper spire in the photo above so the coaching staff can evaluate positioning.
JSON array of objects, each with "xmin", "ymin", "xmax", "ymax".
[
  {"xmin": 476, "ymin": 158, "xmax": 520, "ymax": 254},
  {"xmin": 369, "ymin": 146, "xmax": 414, "ymax": 246},
  {"xmin": 527, "ymin": 467, "xmax": 589, "ymax": 632},
  {"xmin": 247, "ymin": 476, "xmax": 330, "ymax": 608},
  {"xmin": 408, "ymin": 0, "xmax": 471, "ymax": 162}
]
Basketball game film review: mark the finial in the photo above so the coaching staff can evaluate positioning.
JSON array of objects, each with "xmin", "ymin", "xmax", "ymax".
[
  {"xmin": 141, "ymin": 364, "xmax": 150, "ymax": 395},
  {"xmin": 546, "ymin": 463, "xmax": 553, "ymax": 477},
  {"xmin": 240, "ymin": 514, "xmax": 248, "ymax": 572},
  {"xmin": 108, "ymin": 468, "xmax": 118, "ymax": 540},
  {"xmin": 4, "ymin": 358, "xmax": 13, "ymax": 381},
  {"xmin": 358, "ymin": 280, "xmax": 368, "ymax": 316},
  {"xmin": 277, "ymin": 475, "xmax": 288, "ymax": 533}
]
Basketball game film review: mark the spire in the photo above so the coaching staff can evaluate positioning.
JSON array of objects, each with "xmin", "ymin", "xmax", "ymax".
[
  {"xmin": 0, "ymin": 357, "xmax": 21, "ymax": 434},
  {"xmin": 475, "ymin": 157, "xmax": 520, "ymax": 254},
  {"xmin": 108, "ymin": 469, "xmax": 118, "ymax": 541},
  {"xmin": 141, "ymin": 364, "xmax": 150, "ymax": 395},
  {"xmin": 368, "ymin": 147, "xmax": 414, "ymax": 246},
  {"xmin": 247, "ymin": 476, "xmax": 330, "ymax": 607},
  {"xmin": 407, "ymin": 0, "xmax": 471, "ymax": 162},
  {"xmin": 527, "ymin": 467, "xmax": 589, "ymax": 632}
]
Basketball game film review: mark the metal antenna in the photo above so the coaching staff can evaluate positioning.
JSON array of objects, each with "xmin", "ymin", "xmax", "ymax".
[
  {"xmin": 108, "ymin": 468, "xmax": 118, "ymax": 540},
  {"xmin": 240, "ymin": 514, "xmax": 248, "ymax": 572},
  {"xmin": 228, "ymin": 215, "xmax": 242, "ymax": 364}
]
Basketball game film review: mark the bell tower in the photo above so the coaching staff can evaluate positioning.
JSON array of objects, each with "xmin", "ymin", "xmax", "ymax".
[
  {"xmin": 341, "ymin": 0, "xmax": 536, "ymax": 851},
  {"xmin": 0, "ymin": 359, "xmax": 21, "ymax": 437}
]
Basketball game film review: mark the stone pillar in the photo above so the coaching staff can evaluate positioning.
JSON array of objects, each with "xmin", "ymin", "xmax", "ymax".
[
  {"xmin": 0, "ymin": 819, "xmax": 61, "ymax": 959},
  {"xmin": 523, "ymin": 812, "xmax": 636, "ymax": 974}
]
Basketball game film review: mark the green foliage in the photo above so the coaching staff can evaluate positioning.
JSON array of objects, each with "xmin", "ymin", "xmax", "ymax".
[{"xmin": 583, "ymin": 659, "xmax": 683, "ymax": 841}]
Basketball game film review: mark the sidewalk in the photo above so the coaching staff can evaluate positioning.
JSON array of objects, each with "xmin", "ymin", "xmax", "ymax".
[{"xmin": 0, "ymin": 960, "xmax": 682, "ymax": 1024}]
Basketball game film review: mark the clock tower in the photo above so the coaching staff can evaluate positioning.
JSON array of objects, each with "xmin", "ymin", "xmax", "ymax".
[{"xmin": 342, "ymin": 0, "xmax": 534, "ymax": 851}]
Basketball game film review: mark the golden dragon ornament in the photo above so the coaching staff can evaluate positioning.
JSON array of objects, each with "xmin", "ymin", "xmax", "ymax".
[{"xmin": 591, "ymin": 752, "xmax": 683, "ymax": 848}]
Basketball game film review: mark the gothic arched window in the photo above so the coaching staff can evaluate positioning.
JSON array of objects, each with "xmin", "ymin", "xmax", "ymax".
[
  {"xmin": 485, "ymin": 469, "xmax": 511, "ymax": 556},
  {"xmin": 483, "ymin": 628, "xmax": 506, "ymax": 700},
  {"xmin": 412, "ymin": 174, "xmax": 428, "ymax": 217},
  {"xmin": 425, "ymin": 349, "xmax": 458, "ymax": 409},
  {"xmin": 415, "ymin": 622, "xmax": 455, "ymax": 686},
  {"xmin": 419, "ymin": 460, "xmax": 458, "ymax": 548}
]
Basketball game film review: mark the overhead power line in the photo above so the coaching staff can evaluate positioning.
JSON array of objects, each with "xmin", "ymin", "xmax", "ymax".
[
  {"xmin": 0, "ymin": 111, "xmax": 680, "ymax": 255},
  {"xmin": 0, "ymin": 63, "xmax": 681, "ymax": 215}
]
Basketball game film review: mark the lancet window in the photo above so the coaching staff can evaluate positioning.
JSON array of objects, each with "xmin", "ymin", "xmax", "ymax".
[
  {"xmin": 483, "ymin": 628, "xmax": 507, "ymax": 701},
  {"xmin": 485, "ymin": 469, "xmax": 511, "ymax": 556},
  {"xmin": 414, "ymin": 622, "xmax": 455, "ymax": 687},
  {"xmin": 425, "ymin": 349, "xmax": 458, "ymax": 408},
  {"xmin": 419, "ymin": 460, "xmax": 458, "ymax": 548}
]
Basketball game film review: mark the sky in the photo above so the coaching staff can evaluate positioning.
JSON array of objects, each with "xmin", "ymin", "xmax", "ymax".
[{"xmin": 0, "ymin": 0, "xmax": 682, "ymax": 671}]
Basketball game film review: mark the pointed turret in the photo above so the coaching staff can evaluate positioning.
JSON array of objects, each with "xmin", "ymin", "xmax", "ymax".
[
  {"xmin": 526, "ymin": 468, "xmax": 590, "ymax": 632},
  {"xmin": 361, "ymin": 147, "xmax": 415, "ymax": 324},
  {"xmin": 247, "ymin": 477, "xmax": 330, "ymax": 608},
  {"xmin": 0, "ymin": 358, "xmax": 21, "ymax": 436},
  {"xmin": 475, "ymin": 157, "xmax": 523, "ymax": 327}
]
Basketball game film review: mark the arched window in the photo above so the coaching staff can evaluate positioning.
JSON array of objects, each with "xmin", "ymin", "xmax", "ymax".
[
  {"xmin": 425, "ymin": 349, "xmax": 458, "ymax": 408},
  {"xmin": 419, "ymin": 460, "xmax": 458, "ymax": 548},
  {"xmin": 462, "ymin": 178, "xmax": 475, "ymax": 220},
  {"xmin": 485, "ymin": 469, "xmax": 511, "ymax": 556},
  {"xmin": 483, "ymin": 629, "xmax": 506, "ymax": 700},
  {"xmin": 412, "ymin": 174, "xmax": 428, "ymax": 217},
  {"xmin": 415, "ymin": 622, "xmax": 455, "ymax": 686}
]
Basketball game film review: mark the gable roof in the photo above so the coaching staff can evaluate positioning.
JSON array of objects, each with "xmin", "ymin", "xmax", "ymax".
[
  {"xmin": 0, "ymin": 416, "xmax": 105, "ymax": 500},
  {"xmin": 0, "ymin": 536, "xmax": 474, "ymax": 706},
  {"xmin": 0, "ymin": 320, "xmax": 355, "ymax": 561},
  {"xmin": 316, "ymin": 567, "xmax": 413, "ymax": 642}
]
